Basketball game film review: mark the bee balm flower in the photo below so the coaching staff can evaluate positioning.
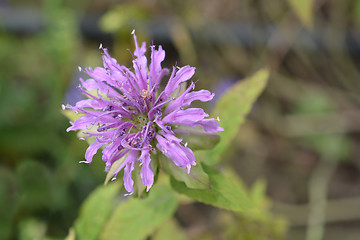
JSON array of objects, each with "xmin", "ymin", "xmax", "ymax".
[{"xmin": 63, "ymin": 31, "xmax": 223, "ymax": 195}]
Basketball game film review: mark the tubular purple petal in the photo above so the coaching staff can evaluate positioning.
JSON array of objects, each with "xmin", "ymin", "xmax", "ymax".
[
  {"xmin": 164, "ymin": 66, "xmax": 195, "ymax": 97},
  {"xmin": 123, "ymin": 151, "xmax": 138, "ymax": 195},
  {"xmin": 162, "ymin": 108, "xmax": 208, "ymax": 125},
  {"xmin": 149, "ymin": 45, "xmax": 169, "ymax": 87},
  {"xmin": 132, "ymin": 31, "xmax": 147, "ymax": 58},
  {"xmin": 81, "ymin": 139, "xmax": 105, "ymax": 163},
  {"xmin": 164, "ymin": 82, "xmax": 195, "ymax": 114},
  {"xmin": 194, "ymin": 119, "xmax": 224, "ymax": 133},
  {"xmin": 63, "ymin": 31, "xmax": 223, "ymax": 195},
  {"xmin": 156, "ymin": 134, "xmax": 195, "ymax": 169},
  {"xmin": 75, "ymin": 99, "xmax": 107, "ymax": 110},
  {"xmin": 139, "ymin": 149, "xmax": 154, "ymax": 191},
  {"xmin": 183, "ymin": 90, "xmax": 215, "ymax": 106}
]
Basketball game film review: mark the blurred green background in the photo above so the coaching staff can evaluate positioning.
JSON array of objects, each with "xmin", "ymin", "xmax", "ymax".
[{"xmin": 1, "ymin": 0, "xmax": 360, "ymax": 239}]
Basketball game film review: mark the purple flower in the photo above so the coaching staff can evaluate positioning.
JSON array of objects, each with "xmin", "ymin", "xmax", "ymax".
[{"xmin": 63, "ymin": 30, "xmax": 223, "ymax": 195}]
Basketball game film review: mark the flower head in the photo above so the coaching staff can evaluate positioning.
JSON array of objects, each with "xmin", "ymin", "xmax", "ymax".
[{"xmin": 63, "ymin": 31, "xmax": 223, "ymax": 195}]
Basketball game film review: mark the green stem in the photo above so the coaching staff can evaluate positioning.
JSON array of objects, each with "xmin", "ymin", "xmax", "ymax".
[{"xmin": 306, "ymin": 159, "xmax": 337, "ymax": 240}]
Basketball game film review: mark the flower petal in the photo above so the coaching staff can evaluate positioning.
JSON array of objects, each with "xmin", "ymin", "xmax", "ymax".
[
  {"xmin": 133, "ymin": 56, "xmax": 148, "ymax": 90},
  {"xmin": 156, "ymin": 134, "xmax": 196, "ymax": 169},
  {"xmin": 194, "ymin": 119, "xmax": 224, "ymax": 133},
  {"xmin": 132, "ymin": 31, "xmax": 147, "ymax": 58},
  {"xmin": 183, "ymin": 90, "xmax": 214, "ymax": 106},
  {"xmin": 164, "ymin": 65, "xmax": 195, "ymax": 97},
  {"xmin": 139, "ymin": 149, "xmax": 154, "ymax": 191},
  {"xmin": 123, "ymin": 150, "xmax": 138, "ymax": 195},
  {"xmin": 66, "ymin": 115, "xmax": 94, "ymax": 132},
  {"xmin": 164, "ymin": 82, "xmax": 195, "ymax": 115},
  {"xmin": 81, "ymin": 138, "xmax": 105, "ymax": 164},
  {"xmin": 149, "ymin": 45, "xmax": 169, "ymax": 87},
  {"xmin": 75, "ymin": 99, "xmax": 107, "ymax": 110},
  {"xmin": 102, "ymin": 138, "xmax": 122, "ymax": 163},
  {"xmin": 161, "ymin": 108, "xmax": 208, "ymax": 126},
  {"xmin": 131, "ymin": 32, "xmax": 148, "ymax": 90}
]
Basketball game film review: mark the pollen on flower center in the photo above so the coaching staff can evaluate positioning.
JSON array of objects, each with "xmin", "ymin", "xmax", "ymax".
[
  {"xmin": 134, "ymin": 114, "xmax": 149, "ymax": 129},
  {"xmin": 141, "ymin": 89, "xmax": 151, "ymax": 100}
]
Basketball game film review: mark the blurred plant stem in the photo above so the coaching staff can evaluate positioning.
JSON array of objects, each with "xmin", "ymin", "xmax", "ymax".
[{"xmin": 306, "ymin": 159, "xmax": 337, "ymax": 240}]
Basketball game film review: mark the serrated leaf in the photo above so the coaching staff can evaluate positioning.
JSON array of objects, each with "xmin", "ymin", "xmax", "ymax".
[
  {"xmin": 171, "ymin": 164, "xmax": 255, "ymax": 212},
  {"xmin": 160, "ymin": 154, "xmax": 210, "ymax": 189},
  {"xmin": 74, "ymin": 183, "xmax": 120, "ymax": 240},
  {"xmin": 202, "ymin": 68, "xmax": 269, "ymax": 165},
  {"xmin": 287, "ymin": 0, "xmax": 313, "ymax": 27},
  {"xmin": 100, "ymin": 184, "xmax": 178, "ymax": 240}
]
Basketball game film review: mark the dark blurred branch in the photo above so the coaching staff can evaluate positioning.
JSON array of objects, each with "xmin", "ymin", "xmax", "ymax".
[
  {"xmin": 0, "ymin": 6, "xmax": 46, "ymax": 34},
  {"xmin": 1, "ymin": 6, "xmax": 359, "ymax": 56}
]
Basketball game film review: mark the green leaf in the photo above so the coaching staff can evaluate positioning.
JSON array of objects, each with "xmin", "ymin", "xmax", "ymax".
[
  {"xmin": 153, "ymin": 218, "xmax": 188, "ymax": 240},
  {"xmin": 171, "ymin": 164, "xmax": 255, "ymax": 212},
  {"xmin": 100, "ymin": 184, "xmax": 178, "ymax": 240},
  {"xmin": 202, "ymin": 68, "xmax": 269, "ymax": 165},
  {"xmin": 287, "ymin": 0, "xmax": 313, "ymax": 27},
  {"xmin": 64, "ymin": 228, "xmax": 76, "ymax": 240},
  {"xmin": 75, "ymin": 183, "xmax": 120, "ymax": 240},
  {"xmin": 61, "ymin": 109, "xmax": 82, "ymax": 123},
  {"xmin": 160, "ymin": 154, "xmax": 210, "ymax": 189},
  {"xmin": 174, "ymin": 125, "xmax": 220, "ymax": 151},
  {"xmin": 104, "ymin": 152, "xmax": 129, "ymax": 185},
  {"xmin": 250, "ymin": 179, "xmax": 267, "ymax": 207},
  {"xmin": 355, "ymin": 0, "xmax": 360, "ymax": 23},
  {"xmin": 19, "ymin": 218, "xmax": 47, "ymax": 240}
]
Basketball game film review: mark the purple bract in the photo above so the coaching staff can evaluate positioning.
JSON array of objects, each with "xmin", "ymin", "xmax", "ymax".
[{"xmin": 63, "ymin": 30, "xmax": 223, "ymax": 195}]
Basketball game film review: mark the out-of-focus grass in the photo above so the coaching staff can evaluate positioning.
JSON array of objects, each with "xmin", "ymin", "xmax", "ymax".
[{"xmin": 0, "ymin": 1, "xmax": 105, "ymax": 239}]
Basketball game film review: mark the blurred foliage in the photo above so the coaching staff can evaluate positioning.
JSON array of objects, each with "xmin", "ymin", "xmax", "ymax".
[
  {"xmin": 99, "ymin": 3, "xmax": 149, "ymax": 33},
  {"xmin": 74, "ymin": 183, "xmax": 120, "ymax": 240},
  {"xmin": 287, "ymin": 0, "xmax": 314, "ymax": 27},
  {"xmin": 222, "ymin": 180, "xmax": 287, "ymax": 240},
  {"xmin": 0, "ymin": 1, "xmax": 104, "ymax": 239}
]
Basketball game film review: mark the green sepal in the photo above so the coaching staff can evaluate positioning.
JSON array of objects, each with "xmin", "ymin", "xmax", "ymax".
[
  {"xmin": 104, "ymin": 152, "xmax": 129, "ymax": 185},
  {"xmin": 174, "ymin": 125, "xmax": 220, "ymax": 151},
  {"xmin": 159, "ymin": 154, "xmax": 210, "ymax": 190}
]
